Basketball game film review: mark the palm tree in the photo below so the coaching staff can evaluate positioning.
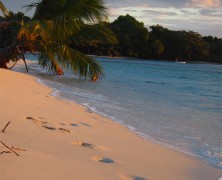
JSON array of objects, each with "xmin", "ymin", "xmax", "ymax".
[{"xmin": 0, "ymin": 0, "xmax": 116, "ymax": 79}]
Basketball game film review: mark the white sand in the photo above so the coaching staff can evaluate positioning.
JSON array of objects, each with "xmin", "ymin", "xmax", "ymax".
[{"xmin": 0, "ymin": 67, "xmax": 221, "ymax": 180}]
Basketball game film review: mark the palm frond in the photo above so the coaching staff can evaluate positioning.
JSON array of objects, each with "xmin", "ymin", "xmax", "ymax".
[
  {"xmin": 1, "ymin": 0, "xmax": 113, "ymax": 79},
  {"xmin": 68, "ymin": 23, "xmax": 117, "ymax": 46},
  {"xmin": 38, "ymin": 41, "xmax": 104, "ymax": 78},
  {"xmin": 53, "ymin": 14, "xmax": 81, "ymax": 42},
  {"xmin": 38, "ymin": 51, "xmax": 62, "ymax": 73},
  {"xmin": 31, "ymin": 0, "xmax": 109, "ymax": 42},
  {"xmin": 23, "ymin": 2, "xmax": 40, "ymax": 13},
  {"xmin": 0, "ymin": 1, "xmax": 9, "ymax": 18},
  {"xmin": 59, "ymin": 0, "xmax": 108, "ymax": 23},
  {"xmin": 18, "ymin": 19, "xmax": 54, "ymax": 41}
]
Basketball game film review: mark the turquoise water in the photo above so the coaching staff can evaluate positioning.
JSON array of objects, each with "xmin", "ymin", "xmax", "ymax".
[{"xmin": 26, "ymin": 55, "xmax": 222, "ymax": 169}]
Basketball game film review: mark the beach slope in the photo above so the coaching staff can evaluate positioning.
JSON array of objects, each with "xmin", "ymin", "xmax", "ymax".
[{"xmin": 0, "ymin": 69, "xmax": 221, "ymax": 180}]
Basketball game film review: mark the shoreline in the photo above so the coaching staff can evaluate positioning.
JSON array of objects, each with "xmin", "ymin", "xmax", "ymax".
[
  {"xmin": 39, "ymin": 81, "xmax": 205, "ymax": 164},
  {"xmin": 36, "ymin": 76, "xmax": 197, "ymax": 158},
  {"xmin": 33, "ymin": 60, "xmax": 221, "ymax": 170},
  {"xmin": 86, "ymin": 54, "xmax": 222, "ymax": 65},
  {"xmin": 43, "ymin": 84, "xmax": 222, "ymax": 171},
  {"xmin": 1, "ymin": 65, "xmax": 222, "ymax": 179}
]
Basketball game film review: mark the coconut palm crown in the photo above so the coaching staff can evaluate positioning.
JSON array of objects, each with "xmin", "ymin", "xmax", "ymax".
[{"xmin": 0, "ymin": 0, "xmax": 117, "ymax": 79}]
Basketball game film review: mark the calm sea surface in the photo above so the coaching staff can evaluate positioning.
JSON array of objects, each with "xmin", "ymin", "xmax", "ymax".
[{"xmin": 26, "ymin": 55, "xmax": 222, "ymax": 169}]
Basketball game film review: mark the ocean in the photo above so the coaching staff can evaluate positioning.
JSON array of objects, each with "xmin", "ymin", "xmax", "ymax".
[{"xmin": 25, "ymin": 54, "xmax": 222, "ymax": 169}]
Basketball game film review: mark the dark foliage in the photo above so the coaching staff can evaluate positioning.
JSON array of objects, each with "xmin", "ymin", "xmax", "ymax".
[{"xmin": 78, "ymin": 14, "xmax": 221, "ymax": 63}]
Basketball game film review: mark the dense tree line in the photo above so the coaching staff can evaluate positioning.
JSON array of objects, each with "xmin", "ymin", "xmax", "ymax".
[
  {"xmin": 1, "ymin": 12, "xmax": 221, "ymax": 64},
  {"xmin": 78, "ymin": 14, "xmax": 222, "ymax": 63}
]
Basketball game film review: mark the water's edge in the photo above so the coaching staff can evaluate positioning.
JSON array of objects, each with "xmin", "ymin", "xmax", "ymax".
[
  {"xmin": 35, "ymin": 77, "xmax": 220, "ymax": 170},
  {"xmin": 21, "ymin": 56, "xmax": 222, "ymax": 171}
]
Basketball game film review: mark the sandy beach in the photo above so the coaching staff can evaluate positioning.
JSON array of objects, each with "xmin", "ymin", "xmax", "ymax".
[{"xmin": 0, "ymin": 66, "xmax": 221, "ymax": 180}]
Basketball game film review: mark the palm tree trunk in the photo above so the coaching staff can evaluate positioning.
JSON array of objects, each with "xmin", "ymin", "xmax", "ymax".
[
  {"xmin": 21, "ymin": 49, "xmax": 28, "ymax": 72},
  {"xmin": 0, "ymin": 46, "xmax": 29, "ymax": 71}
]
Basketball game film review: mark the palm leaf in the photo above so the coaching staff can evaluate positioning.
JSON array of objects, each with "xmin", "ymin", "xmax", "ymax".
[
  {"xmin": 18, "ymin": 19, "xmax": 54, "ymax": 41},
  {"xmin": 31, "ymin": 0, "xmax": 109, "ymax": 42},
  {"xmin": 0, "ymin": 1, "xmax": 9, "ymax": 17},
  {"xmin": 37, "ymin": 41, "xmax": 104, "ymax": 78},
  {"xmin": 57, "ymin": 0, "xmax": 108, "ymax": 23},
  {"xmin": 23, "ymin": 2, "xmax": 40, "ymax": 13},
  {"xmin": 3, "ymin": 0, "xmax": 115, "ymax": 79},
  {"xmin": 68, "ymin": 23, "xmax": 117, "ymax": 46},
  {"xmin": 53, "ymin": 14, "xmax": 81, "ymax": 42}
]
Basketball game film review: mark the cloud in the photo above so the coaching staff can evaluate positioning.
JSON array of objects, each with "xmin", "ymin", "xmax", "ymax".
[
  {"xmin": 199, "ymin": 8, "xmax": 222, "ymax": 16},
  {"xmin": 104, "ymin": 0, "xmax": 189, "ymax": 9},
  {"xmin": 142, "ymin": 9, "xmax": 178, "ymax": 16},
  {"xmin": 1, "ymin": 0, "xmax": 221, "ymax": 37},
  {"xmin": 187, "ymin": 0, "xmax": 222, "ymax": 8},
  {"xmin": 104, "ymin": 0, "xmax": 222, "ymax": 37}
]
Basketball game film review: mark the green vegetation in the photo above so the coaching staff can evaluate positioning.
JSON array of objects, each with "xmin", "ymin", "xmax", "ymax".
[
  {"xmin": 79, "ymin": 14, "xmax": 222, "ymax": 63},
  {"xmin": 1, "ymin": 1, "xmax": 221, "ymax": 78},
  {"xmin": 0, "ymin": 0, "xmax": 117, "ymax": 79}
]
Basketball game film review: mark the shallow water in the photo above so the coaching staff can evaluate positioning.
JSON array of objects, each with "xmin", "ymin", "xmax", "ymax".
[{"xmin": 26, "ymin": 54, "xmax": 222, "ymax": 169}]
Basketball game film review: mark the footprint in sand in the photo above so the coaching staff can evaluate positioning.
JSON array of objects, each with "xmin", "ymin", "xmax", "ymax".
[
  {"xmin": 58, "ymin": 128, "xmax": 70, "ymax": 133},
  {"xmin": 25, "ymin": 117, "xmax": 70, "ymax": 133},
  {"xmin": 40, "ymin": 125, "xmax": 70, "ymax": 133},
  {"xmin": 91, "ymin": 156, "xmax": 114, "ymax": 164},
  {"xmin": 79, "ymin": 122, "xmax": 92, "ymax": 127},
  {"xmin": 42, "ymin": 125, "xmax": 56, "ymax": 130},
  {"xmin": 25, "ymin": 117, "xmax": 35, "ymax": 120},
  {"xmin": 60, "ymin": 122, "xmax": 78, "ymax": 127},
  {"xmin": 25, "ymin": 116, "xmax": 48, "ymax": 126},
  {"xmin": 131, "ymin": 177, "xmax": 146, "ymax": 180},
  {"xmin": 71, "ymin": 141, "xmax": 109, "ymax": 153},
  {"xmin": 118, "ymin": 174, "xmax": 147, "ymax": 180},
  {"xmin": 71, "ymin": 141, "xmax": 95, "ymax": 149},
  {"xmin": 70, "ymin": 123, "xmax": 78, "ymax": 127}
]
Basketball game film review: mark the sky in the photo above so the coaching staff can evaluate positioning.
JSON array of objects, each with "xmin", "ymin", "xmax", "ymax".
[{"xmin": 1, "ymin": 0, "xmax": 222, "ymax": 37}]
